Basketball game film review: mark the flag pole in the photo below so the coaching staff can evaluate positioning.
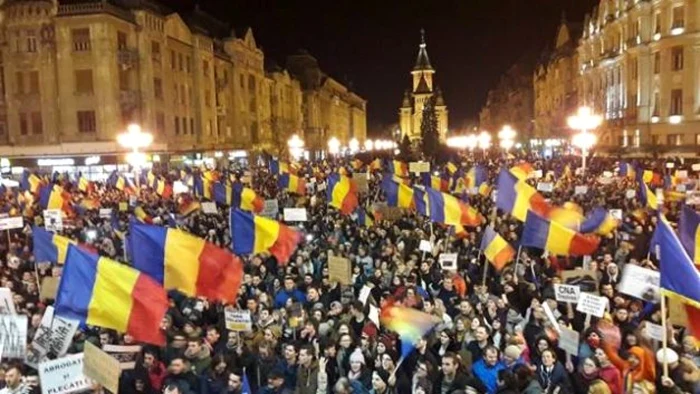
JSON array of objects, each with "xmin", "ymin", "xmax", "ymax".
[
  {"xmin": 513, "ymin": 245, "xmax": 522, "ymax": 278},
  {"xmin": 661, "ymin": 293, "xmax": 669, "ymax": 379}
]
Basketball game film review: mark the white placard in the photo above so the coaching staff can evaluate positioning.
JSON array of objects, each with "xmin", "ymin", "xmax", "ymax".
[
  {"xmin": 0, "ymin": 315, "xmax": 27, "ymax": 358},
  {"xmin": 173, "ymin": 181, "xmax": 188, "ymax": 195},
  {"xmin": 688, "ymin": 191, "xmax": 700, "ymax": 205},
  {"xmin": 558, "ymin": 326, "xmax": 580, "ymax": 356},
  {"xmin": 692, "ymin": 164, "xmax": 700, "ymax": 172},
  {"xmin": 261, "ymin": 199, "xmax": 279, "ymax": 218},
  {"xmin": 533, "ymin": 170, "xmax": 543, "ymax": 179},
  {"xmin": 409, "ymin": 161, "xmax": 430, "ymax": 173},
  {"xmin": 439, "ymin": 253, "xmax": 458, "ymax": 271},
  {"xmin": 554, "ymin": 284, "xmax": 581, "ymax": 304},
  {"xmin": 542, "ymin": 302, "xmax": 560, "ymax": 332},
  {"xmin": 0, "ymin": 216, "xmax": 23, "ymax": 231},
  {"xmin": 603, "ymin": 171, "xmax": 613, "ymax": 178},
  {"xmin": 98, "ymin": 209, "xmax": 113, "ymax": 219},
  {"xmin": 625, "ymin": 189, "xmax": 636, "ymax": 199},
  {"xmin": 283, "ymin": 208, "xmax": 308, "ymax": 222},
  {"xmin": 358, "ymin": 285, "xmax": 372, "ymax": 305},
  {"xmin": 576, "ymin": 293, "xmax": 608, "ymax": 317},
  {"xmin": 618, "ymin": 264, "xmax": 660, "ymax": 303},
  {"xmin": 103, "ymin": 344, "xmax": 142, "ymax": 370},
  {"xmin": 645, "ymin": 322, "xmax": 664, "ymax": 341},
  {"xmin": 677, "ymin": 170, "xmax": 688, "ymax": 179},
  {"xmin": 666, "ymin": 162, "xmax": 675, "ymax": 169},
  {"xmin": 536, "ymin": 182, "xmax": 553, "ymax": 192},
  {"xmin": 419, "ymin": 239, "xmax": 432, "ymax": 253},
  {"xmin": 39, "ymin": 353, "xmax": 92, "ymax": 394},
  {"xmin": 43, "ymin": 209, "xmax": 63, "ymax": 232},
  {"xmin": 609, "ymin": 209, "xmax": 623, "ymax": 220},
  {"xmin": 0, "ymin": 288, "xmax": 15, "ymax": 314},
  {"xmin": 369, "ymin": 304, "xmax": 380, "ymax": 328},
  {"xmin": 317, "ymin": 182, "xmax": 326, "ymax": 192},
  {"xmin": 129, "ymin": 195, "xmax": 138, "ymax": 207},
  {"xmin": 49, "ymin": 316, "xmax": 79, "ymax": 358},
  {"xmin": 31, "ymin": 306, "xmax": 55, "ymax": 355},
  {"xmin": 224, "ymin": 310, "xmax": 252, "ymax": 332},
  {"xmin": 201, "ymin": 202, "xmax": 217, "ymax": 214},
  {"xmin": 574, "ymin": 186, "xmax": 588, "ymax": 195}
]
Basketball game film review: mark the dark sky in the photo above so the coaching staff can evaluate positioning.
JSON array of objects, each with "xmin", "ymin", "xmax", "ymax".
[{"xmin": 161, "ymin": 0, "xmax": 598, "ymax": 133}]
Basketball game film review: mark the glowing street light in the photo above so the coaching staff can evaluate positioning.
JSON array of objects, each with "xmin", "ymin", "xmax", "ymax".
[
  {"xmin": 497, "ymin": 125, "xmax": 517, "ymax": 151},
  {"xmin": 477, "ymin": 131, "xmax": 492, "ymax": 151},
  {"xmin": 118, "ymin": 124, "xmax": 152, "ymax": 168},
  {"xmin": 288, "ymin": 134, "xmax": 305, "ymax": 161},
  {"xmin": 364, "ymin": 139, "xmax": 374, "ymax": 151},
  {"xmin": 349, "ymin": 138, "xmax": 360, "ymax": 153},
  {"xmin": 327, "ymin": 137, "xmax": 341, "ymax": 156},
  {"xmin": 567, "ymin": 106, "xmax": 602, "ymax": 174}
]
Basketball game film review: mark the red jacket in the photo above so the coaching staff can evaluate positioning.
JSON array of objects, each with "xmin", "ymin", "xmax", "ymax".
[
  {"xmin": 598, "ymin": 364, "xmax": 622, "ymax": 394},
  {"xmin": 148, "ymin": 361, "xmax": 167, "ymax": 391}
]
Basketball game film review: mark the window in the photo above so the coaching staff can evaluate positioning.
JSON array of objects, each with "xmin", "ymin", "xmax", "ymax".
[
  {"xmin": 77, "ymin": 111, "xmax": 96, "ymax": 133},
  {"xmin": 175, "ymin": 116, "xmax": 180, "ymax": 134},
  {"xmin": 156, "ymin": 112, "xmax": 165, "ymax": 135},
  {"xmin": 190, "ymin": 118, "xmax": 194, "ymax": 134},
  {"xmin": 30, "ymin": 111, "xmax": 42, "ymax": 134},
  {"xmin": 672, "ymin": 6, "xmax": 685, "ymax": 28},
  {"xmin": 75, "ymin": 69, "xmax": 93, "ymax": 94},
  {"xmin": 72, "ymin": 28, "xmax": 91, "ymax": 52},
  {"xmin": 180, "ymin": 85, "xmax": 185, "ymax": 105},
  {"xmin": 178, "ymin": 54, "xmax": 183, "ymax": 71},
  {"xmin": 205, "ymin": 89, "xmax": 211, "ymax": 107},
  {"xmin": 239, "ymin": 74, "xmax": 244, "ymax": 88},
  {"xmin": 26, "ymin": 30, "xmax": 36, "ymax": 52},
  {"xmin": 631, "ymin": 57, "xmax": 638, "ymax": 79},
  {"xmin": 654, "ymin": 13, "xmax": 661, "ymax": 34},
  {"xmin": 119, "ymin": 69, "xmax": 129, "ymax": 91},
  {"xmin": 173, "ymin": 84, "xmax": 178, "ymax": 104},
  {"xmin": 667, "ymin": 134, "xmax": 682, "ymax": 146},
  {"xmin": 154, "ymin": 77, "xmax": 163, "ymax": 99},
  {"xmin": 15, "ymin": 72, "xmax": 24, "ymax": 94},
  {"xmin": 28, "ymin": 71, "xmax": 39, "ymax": 94},
  {"xmin": 170, "ymin": 50, "xmax": 176, "ymax": 69},
  {"xmin": 672, "ymin": 46, "xmax": 683, "ymax": 71},
  {"xmin": 653, "ymin": 92, "xmax": 660, "ymax": 116},
  {"xmin": 117, "ymin": 31, "xmax": 127, "ymax": 50},
  {"xmin": 654, "ymin": 52, "xmax": 660, "ymax": 74},
  {"xmin": 14, "ymin": 31, "xmax": 22, "ymax": 53},
  {"xmin": 182, "ymin": 117, "xmax": 187, "ymax": 134},
  {"xmin": 19, "ymin": 113, "xmax": 28, "ymax": 135},
  {"xmin": 634, "ymin": 129, "xmax": 641, "ymax": 147},
  {"xmin": 151, "ymin": 41, "xmax": 161, "ymax": 63},
  {"xmin": 670, "ymin": 89, "xmax": 683, "ymax": 115},
  {"xmin": 186, "ymin": 57, "xmax": 191, "ymax": 73},
  {"xmin": 203, "ymin": 60, "xmax": 209, "ymax": 77}
]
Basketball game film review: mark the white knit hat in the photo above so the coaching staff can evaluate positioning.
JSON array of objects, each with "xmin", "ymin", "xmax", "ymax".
[{"xmin": 349, "ymin": 348, "xmax": 365, "ymax": 365}]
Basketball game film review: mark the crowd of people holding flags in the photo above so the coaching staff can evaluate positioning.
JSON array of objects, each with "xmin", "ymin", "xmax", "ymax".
[{"xmin": 0, "ymin": 151, "xmax": 698, "ymax": 394}]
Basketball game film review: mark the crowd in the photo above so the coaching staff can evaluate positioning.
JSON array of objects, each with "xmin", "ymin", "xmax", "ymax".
[{"xmin": 0, "ymin": 152, "xmax": 699, "ymax": 394}]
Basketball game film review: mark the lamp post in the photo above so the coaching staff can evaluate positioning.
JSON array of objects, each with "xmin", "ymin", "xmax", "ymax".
[
  {"xmin": 117, "ymin": 123, "xmax": 153, "ymax": 169},
  {"xmin": 567, "ymin": 106, "xmax": 602, "ymax": 174},
  {"xmin": 327, "ymin": 137, "xmax": 340, "ymax": 156},
  {"xmin": 349, "ymin": 138, "xmax": 359, "ymax": 154},
  {"xmin": 288, "ymin": 134, "xmax": 305, "ymax": 161},
  {"xmin": 477, "ymin": 131, "xmax": 491, "ymax": 157},
  {"xmin": 364, "ymin": 139, "xmax": 374, "ymax": 151},
  {"xmin": 498, "ymin": 125, "xmax": 517, "ymax": 152}
]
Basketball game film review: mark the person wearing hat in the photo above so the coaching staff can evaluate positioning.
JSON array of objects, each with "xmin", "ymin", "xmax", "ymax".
[
  {"xmin": 347, "ymin": 348, "xmax": 372, "ymax": 391},
  {"xmin": 369, "ymin": 369, "xmax": 394, "ymax": 394},
  {"xmin": 502, "ymin": 344, "xmax": 524, "ymax": 372},
  {"xmin": 655, "ymin": 348, "xmax": 693, "ymax": 394}
]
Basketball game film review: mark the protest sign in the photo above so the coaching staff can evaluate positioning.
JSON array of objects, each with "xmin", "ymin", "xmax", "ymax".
[
  {"xmin": 609, "ymin": 209, "xmax": 623, "ymax": 220},
  {"xmin": 0, "ymin": 216, "xmax": 23, "ymax": 231},
  {"xmin": 0, "ymin": 315, "xmax": 27, "ymax": 358},
  {"xmin": 328, "ymin": 256, "xmax": 352, "ymax": 285},
  {"xmin": 31, "ymin": 306, "xmax": 55, "ymax": 356},
  {"xmin": 261, "ymin": 199, "xmax": 279, "ymax": 218},
  {"xmin": 533, "ymin": 170, "xmax": 543, "ymax": 179},
  {"xmin": 98, "ymin": 209, "xmax": 112, "ymax": 219},
  {"xmin": 419, "ymin": 239, "xmax": 432, "ymax": 253},
  {"xmin": 224, "ymin": 310, "xmax": 253, "ymax": 332},
  {"xmin": 576, "ymin": 293, "xmax": 608, "ymax": 317},
  {"xmin": 618, "ymin": 264, "xmax": 660, "ymax": 303},
  {"xmin": 368, "ymin": 304, "xmax": 380, "ymax": 328},
  {"xmin": 692, "ymin": 164, "xmax": 700, "ymax": 172},
  {"xmin": 201, "ymin": 202, "xmax": 217, "ymax": 214},
  {"xmin": 574, "ymin": 186, "xmax": 588, "ymax": 195},
  {"xmin": 439, "ymin": 253, "xmax": 458, "ymax": 271},
  {"xmin": 554, "ymin": 284, "xmax": 581, "ymax": 303},
  {"xmin": 358, "ymin": 285, "xmax": 372, "ymax": 305},
  {"xmin": 129, "ymin": 195, "xmax": 137, "ymax": 207},
  {"xmin": 173, "ymin": 181, "xmax": 188, "ymax": 195},
  {"xmin": 561, "ymin": 269, "xmax": 598, "ymax": 294},
  {"xmin": 103, "ymin": 344, "xmax": 142, "ymax": 369},
  {"xmin": 119, "ymin": 202, "xmax": 128, "ymax": 212},
  {"xmin": 558, "ymin": 327, "xmax": 580, "ymax": 356},
  {"xmin": 375, "ymin": 205, "xmax": 403, "ymax": 221},
  {"xmin": 676, "ymin": 184, "xmax": 686, "ymax": 192},
  {"xmin": 0, "ymin": 287, "xmax": 15, "ymax": 314},
  {"xmin": 644, "ymin": 322, "xmax": 664, "ymax": 341},
  {"xmin": 542, "ymin": 302, "xmax": 560, "ymax": 332},
  {"xmin": 83, "ymin": 341, "xmax": 120, "ymax": 394},
  {"xmin": 687, "ymin": 191, "xmax": 700, "ymax": 205},
  {"xmin": 536, "ymin": 182, "xmax": 553, "ymax": 192},
  {"xmin": 283, "ymin": 208, "xmax": 308, "ymax": 222},
  {"xmin": 49, "ymin": 316, "xmax": 79, "ymax": 358},
  {"xmin": 354, "ymin": 176, "xmax": 369, "ymax": 193},
  {"xmin": 40, "ymin": 277, "xmax": 60, "ymax": 300},
  {"xmin": 44, "ymin": 210, "xmax": 63, "ymax": 232},
  {"xmin": 409, "ymin": 161, "xmax": 430, "ymax": 173},
  {"xmin": 625, "ymin": 189, "xmax": 636, "ymax": 199},
  {"xmin": 39, "ymin": 353, "xmax": 91, "ymax": 394},
  {"xmin": 676, "ymin": 170, "xmax": 688, "ymax": 178}
]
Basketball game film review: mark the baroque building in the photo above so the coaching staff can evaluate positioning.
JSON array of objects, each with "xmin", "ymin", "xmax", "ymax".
[
  {"xmin": 399, "ymin": 30, "xmax": 448, "ymax": 142},
  {"xmin": 479, "ymin": 59, "xmax": 535, "ymax": 137},
  {"xmin": 578, "ymin": 0, "xmax": 700, "ymax": 155},
  {"xmin": 533, "ymin": 18, "xmax": 582, "ymax": 139}
]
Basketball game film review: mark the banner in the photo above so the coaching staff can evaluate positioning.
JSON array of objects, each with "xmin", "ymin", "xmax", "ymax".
[
  {"xmin": 618, "ymin": 264, "xmax": 660, "ymax": 303},
  {"xmin": 224, "ymin": 310, "xmax": 252, "ymax": 332},
  {"xmin": 0, "ymin": 287, "xmax": 15, "ymax": 314},
  {"xmin": 0, "ymin": 315, "xmax": 27, "ymax": 359},
  {"xmin": 39, "ymin": 353, "xmax": 91, "ymax": 394},
  {"xmin": 554, "ymin": 284, "xmax": 580, "ymax": 304},
  {"xmin": 283, "ymin": 208, "xmax": 308, "ymax": 222},
  {"xmin": 83, "ymin": 342, "xmax": 120, "ymax": 394},
  {"xmin": 103, "ymin": 344, "xmax": 142, "ymax": 370}
]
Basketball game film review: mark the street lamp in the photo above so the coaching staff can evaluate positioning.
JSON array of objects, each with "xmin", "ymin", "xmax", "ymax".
[
  {"xmin": 567, "ymin": 106, "xmax": 602, "ymax": 174},
  {"xmin": 498, "ymin": 125, "xmax": 517, "ymax": 151},
  {"xmin": 364, "ymin": 139, "xmax": 374, "ymax": 151},
  {"xmin": 349, "ymin": 138, "xmax": 359, "ymax": 154},
  {"xmin": 288, "ymin": 134, "xmax": 305, "ymax": 161},
  {"xmin": 118, "ymin": 123, "xmax": 152, "ymax": 168},
  {"xmin": 477, "ymin": 131, "xmax": 492, "ymax": 151},
  {"xmin": 328, "ymin": 137, "xmax": 340, "ymax": 156}
]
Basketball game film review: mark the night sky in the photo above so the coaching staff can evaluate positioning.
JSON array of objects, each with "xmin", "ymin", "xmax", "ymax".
[{"xmin": 161, "ymin": 0, "xmax": 599, "ymax": 133}]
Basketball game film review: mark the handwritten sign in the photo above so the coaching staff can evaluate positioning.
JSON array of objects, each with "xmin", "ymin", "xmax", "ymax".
[
  {"xmin": 409, "ymin": 162, "xmax": 430, "ymax": 173},
  {"xmin": 419, "ymin": 239, "xmax": 432, "ymax": 253},
  {"xmin": 39, "ymin": 353, "xmax": 91, "ymax": 394},
  {"xmin": 201, "ymin": 202, "xmax": 217, "ymax": 214},
  {"xmin": 103, "ymin": 344, "xmax": 142, "ymax": 370},
  {"xmin": 83, "ymin": 341, "xmax": 120, "ymax": 394},
  {"xmin": 0, "ymin": 216, "xmax": 23, "ymax": 231},
  {"xmin": 261, "ymin": 199, "xmax": 279, "ymax": 218},
  {"xmin": 283, "ymin": 208, "xmax": 308, "ymax": 222},
  {"xmin": 328, "ymin": 256, "xmax": 352, "ymax": 285},
  {"xmin": 0, "ymin": 315, "xmax": 27, "ymax": 358},
  {"xmin": 0, "ymin": 288, "xmax": 15, "ymax": 314},
  {"xmin": 576, "ymin": 293, "xmax": 608, "ymax": 317},
  {"xmin": 536, "ymin": 182, "xmax": 553, "ymax": 192},
  {"xmin": 558, "ymin": 326, "xmax": 580, "ymax": 356},
  {"xmin": 609, "ymin": 209, "xmax": 623, "ymax": 220},
  {"xmin": 644, "ymin": 322, "xmax": 664, "ymax": 341},
  {"xmin": 224, "ymin": 310, "xmax": 252, "ymax": 332},
  {"xmin": 439, "ymin": 253, "xmax": 458, "ymax": 271},
  {"xmin": 574, "ymin": 186, "xmax": 588, "ymax": 195},
  {"xmin": 554, "ymin": 284, "xmax": 581, "ymax": 304},
  {"xmin": 618, "ymin": 264, "xmax": 660, "ymax": 303}
]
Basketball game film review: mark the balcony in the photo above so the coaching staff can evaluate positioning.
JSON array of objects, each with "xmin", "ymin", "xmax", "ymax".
[
  {"xmin": 58, "ymin": 2, "xmax": 135, "ymax": 23},
  {"xmin": 117, "ymin": 48, "xmax": 139, "ymax": 69}
]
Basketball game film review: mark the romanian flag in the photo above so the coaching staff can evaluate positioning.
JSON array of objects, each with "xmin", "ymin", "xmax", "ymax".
[
  {"xmin": 510, "ymin": 162, "xmax": 534, "ymax": 180},
  {"xmin": 549, "ymin": 206, "xmax": 585, "ymax": 229},
  {"xmin": 134, "ymin": 205, "xmax": 153, "ymax": 224},
  {"xmin": 446, "ymin": 162, "xmax": 458, "ymax": 175},
  {"xmin": 178, "ymin": 196, "xmax": 201, "ymax": 216},
  {"xmin": 155, "ymin": 178, "xmax": 173, "ymax": 199},
  {"xmin": 620, "ymin": 162, "xmax": 636, "ymax": 178},
  {"xmin": 78, "ymin": 177, "xmax": 93, "ymax": 194},
  {"xmin": 20, "ymin": 170, "xmax": 44, "ymax": 194},
  {"xmin": 232, "ymin": 183, "xmax": 264, "ymax": 213},
  {"xmin": 389, "ymin": 160, "xmax": 409, "ymax": 177},
  {"xmin": 496, "ymin": 169, "xmax": 551, "ymax": 222},
  {"xmin": 33, "ymin": 226, "xmax": 75, "ymax": 264},
  {"xmin": 638, "ymin": 178, "xmax": 658, "ymax": 210},
  {"xmin": 278, "ymin": 173, "xmax": 306, "ymax": 195},
  {"xmin": 679, "ymin": 205, "xmax": 700, "ymax": 267},
  {"xmin": 269, "ymin": 160, "xmax": 295, "ymax": 175},
  {"xmin": 355, "ymin": 208, "xmax": 374, "ymax": 227},
  {"xmin": 380, "ymin": 302, "xmax": 441, "ymax": 358},
  {"xmin": 39, "ymin": 185, "xmax": 70, "ymax": 211},
  {"xmin": 369, "ymin": 158, "xmax": 382, "ymax": 172},
  {"xmin": 478, "ymin": 183, "xmax": 492, "ymax": 197},
  {"xmin": 129, "ymin": 223, "xmax": 244, "ymax": 303},
  {"xmin": 79, "ymin": 198, "xmax": 100, "ymax": 211},
  {"xmin": 521, "ymin": 211, "xmax": 600, "ymax": 256},
  {"xmin": 381, "ymin": 177, "xmax": 414, "ymax": 209},
  {"xmin": 479, "ymin": 225, "xmax": 515, "ymax": 271},
  {"xmin": 422, "ymin": 174, "xmax": 450, "ymax": 192},
  {"xmin": 213, "ymin": 182, "xmax": 233, "ymax": 205},
  {"xmin": 413, "ymin": 187, "xmax": 428, "ymax": 216},
  {"xmin": 55, "ymin": 245, "xmax": 168, "ymax": 345},
  {"xmin": 465, "ymin": 165, "xmax": 488, "ymax": 189},
  {"xmin": 653, "ymin": 215, "xmax": 700, "ymax": 308},
  {"xmin": 193, "ymin": 174, "xmax": 213, "ymax": 200},
  {"xmin": 230, "ymin": 208, "xmax": 300, "ymax": 264},
  {"xmin": 579, "ymin": 207, "xmax": 619, "ymax": 236},
  {"xmin": 327, "ymin": 174, "xmax": 358, "ymax": 215},
  {"xmin": 425, "ymin": 187, "xmax": 482, "ymax": 227}
]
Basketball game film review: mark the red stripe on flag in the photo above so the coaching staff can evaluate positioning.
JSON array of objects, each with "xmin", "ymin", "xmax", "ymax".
[
  {"xmin": 569, "ymin": 233, "xmax": 600, "ymax": 256},
  {"xmin": 269, "ymin": 225, "xmax": 301, "ymax": 265},
  {"xmin": 126, "ymin": 274, "xmax": 168, "ymax": 346},
  {"xmin": 196, "ymin": 243, "xmax": 244, "ymax": 303}
]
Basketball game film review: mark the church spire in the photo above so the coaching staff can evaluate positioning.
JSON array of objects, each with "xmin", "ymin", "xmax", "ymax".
[{"xmin": 414, "ymin": 28, "xmax": 433, "ymax": 71}]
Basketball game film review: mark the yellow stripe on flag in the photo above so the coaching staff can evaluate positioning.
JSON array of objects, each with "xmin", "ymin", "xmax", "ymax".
[
  {"xmin": 253, "ymin": 216, "xmax": 281, "ymax": 253},
  {"xmin": 88, "ymin": 258, "xmax": 138, "ymax": 332},
  {"xmin": 545, "ymin": 222, "xmax": 575, "ymax": 255},
  {"xmin": 54, "ymin": 235, "xmax": 76, "ymax": 265},
  {"xmin": 484, "ymin": 236, "xmax": 508, "ymax": 263},
  {"xmin": 397, "ymin": 183, "xmax": 413, "ymax": 209},
  {"xmin": 331, "ymin": 177, "xmax": 351, "ymax": 209},
  {"xmin": 164, "ymin": 230, "xmax": 202, "ymax": 295},
  {"xmin": 443, "ymin": 194, "xmax": 463, "ymax": 226},
  {"xmin": 512, "ymin": 181, "xmax": 537, "ymax": 221}
]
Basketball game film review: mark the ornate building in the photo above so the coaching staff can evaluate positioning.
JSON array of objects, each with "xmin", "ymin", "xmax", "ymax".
[
  {"xmin": 479, "ymin": 59, "xmax": 535, "ymax": 137},
  {"xmin": 399, "ymin": 30, "xmax": 448, "ymax": 142},
  {"xmin": 578, "ymin": 0, "xmax": 700, "ymax": 155},
  {"xmin": 533, "ymin": 18, "xmax": 582, "ymax": 139}
]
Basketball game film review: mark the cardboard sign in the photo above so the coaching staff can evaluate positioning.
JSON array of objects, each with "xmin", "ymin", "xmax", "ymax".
[
  {"xmin": 261, "ymin": 199, "xmax": 279, "ymax": 218},
  {"xmin": 561, "ymin": 269, "xmax": 599, "ymax": 294},
  {"xmin": 44, "ymin": 209, "xmax": 63, "ymax": 232},
  {"xmin": 419, "ymin": 239, "xmax": 432, "ymax": 253},
  {"xmin": 83, "ymin": 341, "xmax": 120, "ymax": 394},
  {"xmin": 39, "ymin": 353, "xmax": 92, "ymax": 394},
  {"xmin": 533, "ymin": 170, "xmax": 543, "ymax": 179},
  {"xmin": 409, "ymin": 161, "xmax": 430, "ymax": 173},
  {"xmin": 0, "ymin": 216, "xmax": 23, "ymax": 231},
  {"xmin": 554, "ymin": 284, "xmax": 581, "ymax": 304},
  {"xmin": 283, "ymin": 208, "xmax": 308, "ymax": 222},
  {"xmin": 358, "ymin": 285, "xmax": 372, "ymax": 305},
  {"xmin": 576, "ymin": 293, "xmax": 608, "ymax": 317},
  {"xmin": 439, "ymin": 253, "xmax": 458, "ymax": 271},
  {"xmin": 98, "ymin": 209, "xmax": 113, "ymax": 219},
  {"xmin": 536, "ymin": 182, "xmax": 553, "ymax": 192},
  {"xmin": 676, "ymin": 170, "xmax": 688, "ymax": 178},
  {"xmin": 31, "ymin": 306, "xmax": 55, "ymax": 356},
  {"xmin": 119, "ymin": 202, "xmax": 128, "ymax": 212},
  {"xmin": 0, "ymin": 288, "xmax": 15, "ymax": 314},
  {"xmin": 369, "ymin": 304, "xmax": 380, "ymax": 328},
  {"xmin": 625, "ymin": 189, "xmax": 636, "ymax": 199},
  {"xmin": 0, "ymin": 315, "xmax": 27, "ymax": 358},
  {"xmin": 558, "ymin": 326, "xmax": 580, "ymax": 356},
  {"xmin": 40, "ymin": 277, "xmax": 60, "ymax": 300},
  {"xmin": 574, "ymin": 186, "xmax": 588, "ymax": 195},
  {"xmin": 103, "ymin": 344, "xmax": 142, "ymax": 370},
  {"xmin": 129, "ymin": 195, "xmax": 137, "ymax": 207},
  {"xmin": 618, "ymin": 264, "xmax": 660, "ymax": 303},
  {"xmin": 644, "ymin": 322, "xmax": 664, "ymax": 341},
  {"xmin": 328, "ymin": 256, "xmax": 352, "ymax": 285},
  {"xmin": 609, "ymin": 209, "xmax": 623, "ymax": 220},
  {"xmin": 354, "ymin": 176, "xmax": 369, "ymax": 193},
  {"xmin": 201, "ymin": 202, "xmax": 217, "ymax": 214},
  {"xmin": 376, "ymin": 205, "xmax": 403, "ymax": 221},
  {"xmin": 224, "ymin": 310, "xmax": 252, "ymax": 332}
]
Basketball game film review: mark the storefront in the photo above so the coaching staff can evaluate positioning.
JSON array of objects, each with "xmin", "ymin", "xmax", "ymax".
[{"xmin": 1, "ymin": 154, "xmax": 152, "ymax": 182}]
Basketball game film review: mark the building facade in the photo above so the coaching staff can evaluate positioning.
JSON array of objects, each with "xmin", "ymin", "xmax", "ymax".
[
  {"xmin": 578, "ymin": 0, "xmax": 700, "ymax": 155},
  {"xmin": 0, "ymin": 0, "xmax": 365, "ymax": 160},
  {"xmin": 479, "ymin": 61, "xmax": 534, "ymax": 137},
  {"xmin": 399, "ymin": 30, "xmax": 448, "ymax": 142},
  {"xmin": 533, "ymin": 19, "xmax": 582, "ymax": 139}
]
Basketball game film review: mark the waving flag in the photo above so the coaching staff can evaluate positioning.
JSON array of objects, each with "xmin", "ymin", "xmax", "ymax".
[
  {"xmin": 496, "ymin": 169, "xmax": 551, "ymax": 221},
  {"xmin": 278, "ymin": 173, "xmax": 306, "ymax": 195},
  {"xmin": 619, "ymin": 162, "xmax": 636, "ymax": 178},
  {"xmin": 413, "ymin": 187, "xmax": 428, "ymax": 216},
  {"xmin": 55, "ymin": 245, "xmax": 168, "ymax": 345},
  {"xmin": 680, "ymin": 205, "xmax": 700, "ymax": 267},
  {"xmin": 33, "ymin": 227, "xmax": 76, "ymax": 264},
  {"xmin": 381, "ymin": 176, "xmax": 414, "ymax": 209},
  {"xmin": 465, "ymin": 165, "xmax": 488, "ymax": 189},
  {"xmin": 327, "ymin": 174, "xmax": 358, "ymax": 215},
  {"xmin": 20, "ymin": 170, "xmax": 44, "ymax": 194},
  {"xmin": 39, "ymin": 184, "xmax": 71, "ymax": 212},
  {"xmin": 355, "ymin": 208, "xmax": 374, "ymax": 227},
  {"xmin": 388, "ymin": 160, "xmax": 409, "ymax": 177},
  {"xmin": 521, "ymin": 211, "xmax": 600, "ymax": 256},
  {"xmin": 380, "ymin": 303, "xmax": 441, "ymax": 358},
  {"xmin": 77, "ymin": 177, "xmax": 93, "ymax": 194},
  {"xmin": 212, "ymin": 182, "xmax": 233, "ymax": 205},
  {"xmin": 510, "ymin": 162, "xmax": 534, "ymax": 180},
  {"xmin": 638, "ymin": 178, "xmax": 658, "ymax": 210},
  {"xmin": 580, "ymin": 207, "xmax": 619, "ymax": 235},
  {"xmin": 653, "ymin": 216, "xmax": 700, "ymax": 308},
  {"xmin": 232, "ymin": 183, "xmax": 264, "ymax": 213},
  {"xmin": 230, "ymin": 208, "xmax": 300, "ymax": 264},
  {"xmin": 480, "ymin": 226, "xmax": 515, "ymax": 271},
  {"xmin": 425, "ymin": 187, "xmax": 482, "ymax": 226},
  {"xmin": 133, "ymin": 205, "xmax": 153, "ymax": 224}
]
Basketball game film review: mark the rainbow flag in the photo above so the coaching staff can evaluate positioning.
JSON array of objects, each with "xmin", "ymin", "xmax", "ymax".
[
  {"xmin": 327, "ymin": 174, "xmax": 358, "ymax": 215},
  {"xmin": 425, "ymin": 187, "xmax": 482, "ymax": 227},
  {"xmin": 388, "ymin": 160, "xmax": 409, "ymax": 177},
  {"xmin": 579, "ymin": 207, "xmax": 619, "ymax": 236},
  {"xmin": 278, "ymin": 173, "xmax": 306, "ymax": 195},
  {"xmin": 680, "ymin": 205, "xmax": 700, "ymax": 267},
  {"xmin": 230, "ymin": 208, "xmax": 301, "ymax": 264},
  {"xmin": 232, "ymin": 183, "xmax": 264, "ymax": 213},
  {"xmin": 39, "ymin": 184, "xmax": 70, "ymax": 211},
  {"xmin": 521, "ymin": 211, "xmax": 600, "ymax": 256},
  {"xmin": 129, "ymin": 223, "xmax": 244, "ymax": 303},
  {"xmin": 496, "ymin": 169, "xmax": 551, "ymax": 222},
  {"xmin": 479, "ymin": 226, "xmax": 515, "ymax": 271},
  {"xmin": 380, "ymin": 303, "xmax": 441, "ymax": 358},
  {"xmin": 55, "ymin": 245, "xmax": 169, "ymax": 345},
  {"xmin": 33, "ymin": 226, "xmax": 76, "ymax": 264}
]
